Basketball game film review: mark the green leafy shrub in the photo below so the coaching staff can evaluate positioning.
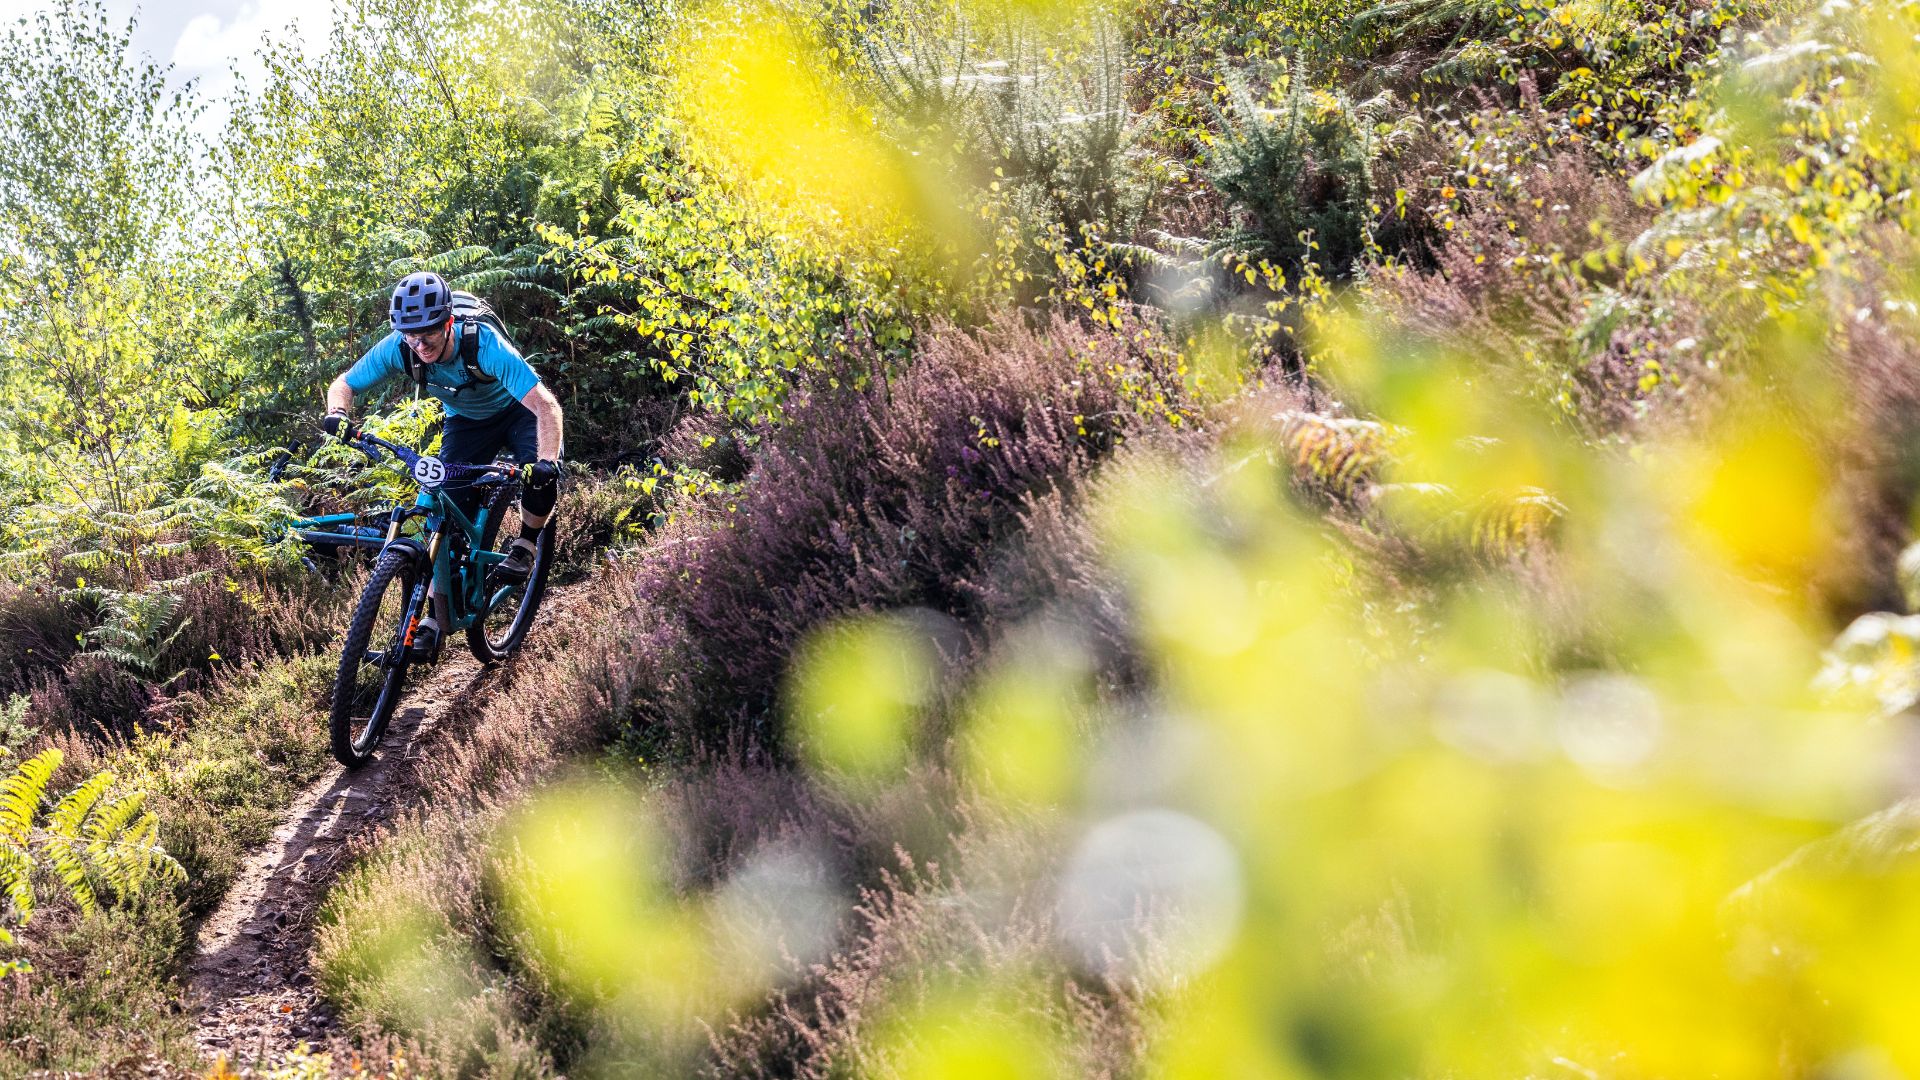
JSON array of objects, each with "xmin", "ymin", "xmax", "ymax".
[
  {"xmin": 1344, "ymin": 0, "xmax": 1757, "ymax": 135},
  {"xmin": 1209, "ymin": 64, "xmax": 1417, "ymax": 274},
  {"xmin": 0, "ymin": 696, "xmax": 31, "ymax": 758},
  {"xmin": 547, "ymin": 468, "xmax": 659, "ymax": 580},
  {"xmin": 1125, "ymin": 0, "xmax": 1351, "ymax": 163}
]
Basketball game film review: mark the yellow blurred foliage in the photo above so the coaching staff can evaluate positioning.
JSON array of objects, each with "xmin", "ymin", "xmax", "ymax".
[
  {"xmin": 869, "ymin": 984, "xmax": 1066, "ymax": 1079},
  {"xmin": 962, "ymin": 629, "xmax": 1087, "ymax": 807},
  {"xmin": 499, "ymin": 786, "xmax": 716, "ymax": 1026},
  {"xmin": 1677, "ymin": 418, "xmax": 1834, "ymax": 588},
  {"xmin": 789, "ymin": 613, "xmax": 942, "ymax": 787},
  {"xmin": 672, "ymin": 2, "xmax": 918, "ymax": 246}
]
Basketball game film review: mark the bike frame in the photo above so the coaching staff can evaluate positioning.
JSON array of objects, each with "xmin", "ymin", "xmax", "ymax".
[
  {"xmin": 269, "ymin": 444, "xmax": 394, "ymax": 563},
  {"xmin": 290, "ymin": 512, "xmax": 389, "ymax": 552},
  {"xmin": 350, "ymin": 433, "xmax": 518, "ymax": 635},
  {"xmin": 408, "ymin": 480, "xmax": 511, "ymax": 635}
]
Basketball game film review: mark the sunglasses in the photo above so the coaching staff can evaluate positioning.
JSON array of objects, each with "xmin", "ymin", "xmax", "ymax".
[{"xmin": 400, "ymin": 322, "xmax": 449, "ymax": 346}]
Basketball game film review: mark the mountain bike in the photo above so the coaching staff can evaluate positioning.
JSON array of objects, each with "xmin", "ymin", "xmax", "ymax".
[{"xmin": 327, "ymin": 431, "xmax": 554, "ymax": 767}]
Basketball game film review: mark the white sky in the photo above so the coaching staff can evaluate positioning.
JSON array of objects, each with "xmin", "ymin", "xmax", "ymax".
[{"xmin": 0, "ymin": 0, "xmax": 333, "ymax": 137}]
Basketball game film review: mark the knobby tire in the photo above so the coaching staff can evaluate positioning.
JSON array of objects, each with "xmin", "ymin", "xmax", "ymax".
[
  {"xmin": 329, "ymin": 548, "xmax": 421, "ymax": 767},
  {"xmin": 467, "ymin": 481, "xmax": 555, "ymax": 664}
]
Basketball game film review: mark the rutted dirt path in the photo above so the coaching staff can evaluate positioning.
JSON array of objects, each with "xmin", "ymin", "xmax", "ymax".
[{"xmin": 185, "ymin": 644, "xmax": 499, "ymax": 1065}]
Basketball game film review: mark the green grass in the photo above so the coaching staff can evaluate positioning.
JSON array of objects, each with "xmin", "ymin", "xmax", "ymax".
[
  {"xmin": 0, "ymin": 653, "xmax": 335, "ymax": 1073},
  {"xmin": 122, "ymin": 655, "xmax": 337, "ymax": 913}
]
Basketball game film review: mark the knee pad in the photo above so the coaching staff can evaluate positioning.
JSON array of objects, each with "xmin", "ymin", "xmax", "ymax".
[{"xmin": 522, "ymin": 474, "xmax": 558, "ymax": 518}]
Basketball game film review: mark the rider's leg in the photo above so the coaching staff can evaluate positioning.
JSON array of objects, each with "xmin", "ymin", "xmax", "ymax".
[
  {"xmin": 497, "ymin": 403, "xmax": 554, "ymax": 577},
  {"xmin": 521, "ymin": 469, "xmax": 557, "ymax": 531},
  {"xmin": 412, "ymin": 409, "xmax": 514, "ymax": 656},
  {"xmin": 504, "ymin": 401, "xmax": 546, "ymax": 512}
]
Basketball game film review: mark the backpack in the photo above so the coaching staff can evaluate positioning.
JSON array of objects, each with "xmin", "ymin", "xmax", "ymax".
[{"xmin": 401, "ymin": 291, "xmax": 519, "ymax": 398}]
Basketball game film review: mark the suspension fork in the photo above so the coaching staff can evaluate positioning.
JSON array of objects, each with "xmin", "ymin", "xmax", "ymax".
[{"xmin": 425, "ymin": 529, "xmax": 454, "ymax": 629}]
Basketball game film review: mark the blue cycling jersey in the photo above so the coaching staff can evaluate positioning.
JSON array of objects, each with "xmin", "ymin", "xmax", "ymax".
[{"xmin": 343, "ymin": 321, "xmax": 541, "ymax": 420}]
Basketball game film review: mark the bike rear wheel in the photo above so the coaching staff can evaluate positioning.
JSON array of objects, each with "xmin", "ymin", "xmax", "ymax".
[
  {"xmin": 329, "ymin": 548, "xmax": 423, "ymax": 767},
  {"xmin": 467, "ymin": 483, "xmax": 555, "ymax": 664}
]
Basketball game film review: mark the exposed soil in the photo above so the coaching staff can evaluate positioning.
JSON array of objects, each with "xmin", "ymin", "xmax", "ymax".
[{"xmin": 185, "ymin": 644, "xmax": 500, "ymax": 1068}]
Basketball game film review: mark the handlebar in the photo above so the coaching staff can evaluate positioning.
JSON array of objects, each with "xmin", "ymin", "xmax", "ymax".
[{"xmin": 347, "ymin": 431, "xmax": 519, "ymax": 488}]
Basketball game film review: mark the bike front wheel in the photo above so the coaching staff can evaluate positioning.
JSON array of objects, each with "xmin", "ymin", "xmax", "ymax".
[
  {"xmin": 329, "ymin": 548, "xmax": 423, "ymax": 767},
  {"xmin": 467, "ymin": 483, "xmax": 555, "ymax": 664}
]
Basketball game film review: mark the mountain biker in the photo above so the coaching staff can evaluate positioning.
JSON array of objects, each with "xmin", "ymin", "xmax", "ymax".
[{"xmin": 322, "ymin": 271, "xmax": 564, "ymax": 662}]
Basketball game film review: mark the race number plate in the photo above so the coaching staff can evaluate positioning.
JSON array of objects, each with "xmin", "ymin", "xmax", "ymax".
[{"xmin": 412, "ymin": 455, "xmax": 448, "ymax": 487}]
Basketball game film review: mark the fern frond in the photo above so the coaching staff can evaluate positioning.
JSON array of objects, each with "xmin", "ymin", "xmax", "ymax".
[
  {"xmin": 48, "ymin": 771, "xmax": 112, "ymax": 838},
  {"xmin": 450, "ymin": 268, "xmax": 514, "ymax": 293},
  {"xmin": 1277, "ymin": 412, "xmax": 1399, "ymax": 501},
  {"xmin": 1147, "ymin": 230, "xmax": 1211, "ymax": 256},
  {"xmin": 491, "ymin": 279, "xmax": 566, "ymax": 305},
  {"xmin": 569, "ymin": 313, "xmax": 630, "ymax": 337},
  {"xmin": 38, "ymin": 768, "xmax": 116, "ymax": 910},
  {"xmin": 1469, "ymin": 490, "xmax": 1565, "ymax": 558},
  {"xmin": 39, "ymin": 834, "xmax": 96, "ymax": 915},
  {"xmin": 0, "ymin": 847, "xmax": 33, "ymax": 922},
  {"xmin": 421, "ymin": 245, "xmax": 493, "ymax": 274},
  {"xmin": 82, "ymin": 802, "xmax": 182, "ymax": 895},
  {"xmin": 0, "ymin": 749, "xmax": 60, "ymax": 847},
  {"xmin": 58, "ymin": 548, "xmax": 118, "ymax": 572},
  {"xmin": 2, "ymin": 750, "xmax": 182, "ymax": 925},
  {"xmin": 1105, "ymin": 241, "xmax": 1183, "ymax": 275},
  {"xmin": 84, "ymin": 790, "xmax": 149, "ymax": 854}
]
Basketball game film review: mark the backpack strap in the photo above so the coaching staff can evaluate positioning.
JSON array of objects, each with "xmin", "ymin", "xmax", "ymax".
[
  {"xmin": 457, "ymin": 318, "xmax": 499, "ymax": 385},
  {"xmin": 400, "ymin": 340, "xmax": 425, "ymax": 400}
]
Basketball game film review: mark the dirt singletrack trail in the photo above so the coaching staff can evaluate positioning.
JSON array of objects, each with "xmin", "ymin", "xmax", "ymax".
[
  {"xmin": 185, "ymin": 638, "xmax": 497, "ymax": 1062},
  {"xmin": 186, "ymin": 561, "xmax": 606, "ymax": 1066}
]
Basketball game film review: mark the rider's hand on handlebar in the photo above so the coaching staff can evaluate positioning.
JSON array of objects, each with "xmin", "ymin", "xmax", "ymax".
[
  {"xmin": 522, "ymin": 459, "xmax": 561, "ymax": 489},
  {"xmin": 322, "ymin": 411, "xmax": 358, "ymax": 442}
]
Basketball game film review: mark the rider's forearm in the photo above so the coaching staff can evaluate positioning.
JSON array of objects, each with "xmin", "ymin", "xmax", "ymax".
[
  {"xmin": 326, "ymin": 376, "xmax": 355, "ymax": 416},
  {"xmin": 524, "ymin": 384, "xmax": 564, "ymax": 461}
]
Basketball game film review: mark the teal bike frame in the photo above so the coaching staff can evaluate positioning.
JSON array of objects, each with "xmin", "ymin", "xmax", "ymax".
[{"xmin": 350, "ymin": 431, "xmax": 519, "ymax": 637}]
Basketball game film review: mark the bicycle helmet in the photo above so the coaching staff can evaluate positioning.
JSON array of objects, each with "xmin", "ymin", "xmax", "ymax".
[{"xmin": 390, "ymin": 271, "xmax": 452, "ymax": 332}]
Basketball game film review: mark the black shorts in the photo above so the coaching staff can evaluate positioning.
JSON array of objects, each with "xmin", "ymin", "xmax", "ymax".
[
  {"xmin": 441, "ymin": 402, "xmax": 540, "ymax": 521},
  {"xmin": 442, "ymin": 400, "xmax": 540, "ymax": 467}
]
